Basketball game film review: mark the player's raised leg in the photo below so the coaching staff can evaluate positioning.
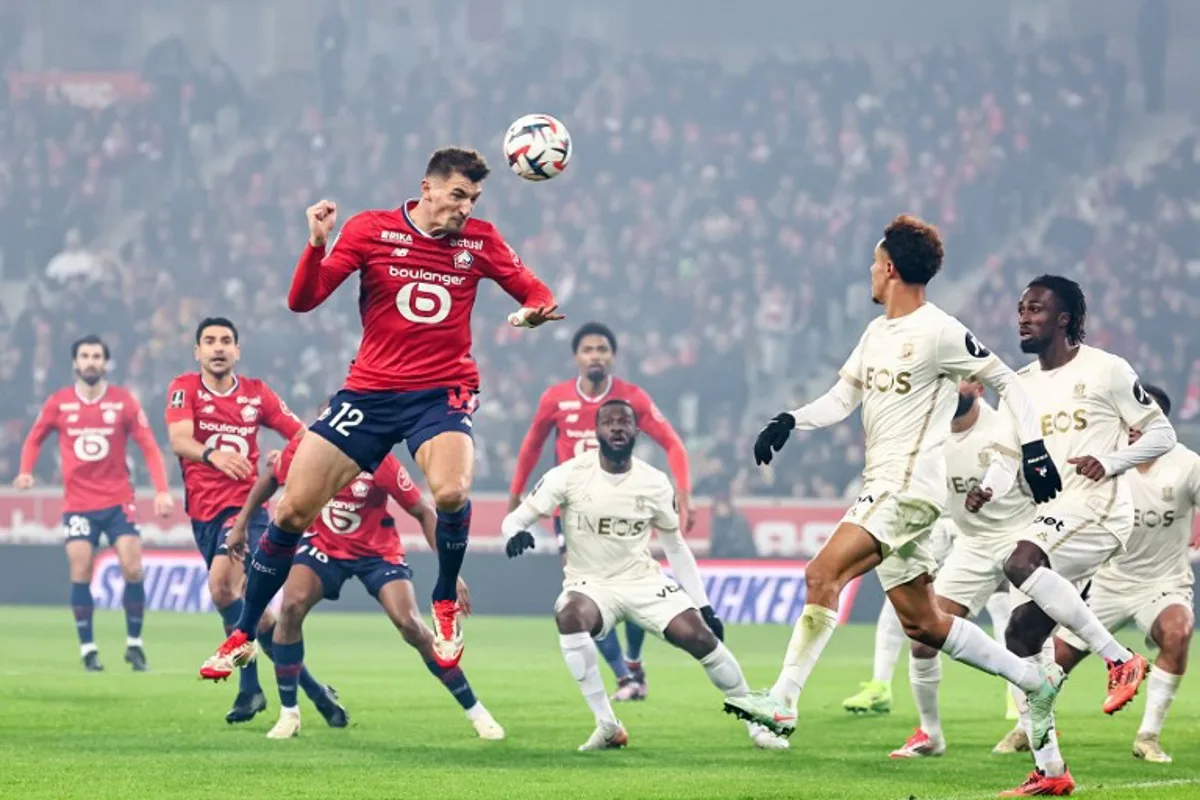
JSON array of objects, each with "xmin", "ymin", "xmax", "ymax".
[
  {"xmin": 1004, "ymin": 540, "xmax": 1146, "ymax": 714},
  {"xmin": 415, "ymin": 429, "xmax": 475, "ymax": 668},
  {"xmin": 65, "ymin": 537, "xmax": 101, "ymax": 671},
  {"xmin": 112, "ymin": 532, "xmax": 148, "ymax": 671},
  {"xmin": 374, "ymin": 573, "xmax": 503, "ymax": 739},
  {"xmin": 203, "ymin": 433, "xmax": 362, "ymax": 679},
  {"xmin": 555, "ymin": 592, "xmax": 628, "ymax": 751},
  {"xmin": 844, "ymin": 600, "xmax": 902, "ymax": 714}
]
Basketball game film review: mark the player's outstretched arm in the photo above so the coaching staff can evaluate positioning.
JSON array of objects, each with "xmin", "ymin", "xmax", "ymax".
[
  {"xmin": 500, "ymin": 502, "xmax": 543, "ymax": 558},
  {"xmin": 287, "ymin": 201, "xmax": 363, "ymax": 312},
  {"xmin": 1086, "ymin": 367, "xmax": 1177, "ymax": 479},
  {"xmin": 503, "ymin": 466, "xmax": 568, "ymax": 557},
  {"xmin": 228, "ymin": 467, "xmax": 281, "ymax": 562},
  {"xmin": 965, "ymin": 448, "xmax": 1020, "ymax": 513},
  {"xmin": 633, "ymin": 387, "xmax": 695, "ymax": 530},
  {"xmin": 480, "ymin": 227, "xmax": 563, "ymax": 329},
  {"xmin": 507, "ymin": 390, "xmax": 558, "ymax": 509},
  {"xmin": 652, "ymin": 491, "xmax": 723, "ymax": 640},
  {"xmin": 754, "ymin": 377, "xmax": 862, "ymax": 466}
]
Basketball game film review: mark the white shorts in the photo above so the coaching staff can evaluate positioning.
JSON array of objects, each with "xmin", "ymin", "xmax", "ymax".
[
  {"xmin": 554, "ymin": 574, "xmax": 696, "ymax": 639},
  {"xmin": 934, "ymin": 534, "xmax": 1016, "ymax": 617},
  {"xmin": 1017, "ymin": 498, "xmax": 1130, "ymax": 585},
  {"xmin": 841, "ymin": 487, "xmax": 941, "ymax": 592},
  {"xmin": 1057, "ymin": 577, "xmax": 1194, "ymax": 652}
]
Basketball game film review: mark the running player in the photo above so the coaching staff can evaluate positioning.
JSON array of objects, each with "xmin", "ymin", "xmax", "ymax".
[
  {"xmin": 995, "ymin": 276, "xmax": 1175, "ymax": 796},
  {"xmin": 167, "ymin": 317, "xmax": 343, "ymax": 725},
  {"xmin": 724, "ymin": 216, "xmax": 1070, "ymax": 789},
  {"xmin": 887, "ymin": 380, "xmax": 1032, "ymax": 759},
  {"xmin": 508, "ymin": 321, "xmax": 693, "ymax": 700},
  {"xmin": 1053, "ymin": 384, "xmax": 1196, "ymax": 765},
  {"xmin": 228, "ymin": 429, "xmax": 505, "ymax": 741},
  {"xmin": 14, "ymin": 334, "xmax": 173, "ymax": 671},
  {"xmin": 502, "ymin": 399, "xmax": 785, "ymax": 751},
  {"xmin": 203, "ymin": 147, "xmax": 560, "ymax": 677}
]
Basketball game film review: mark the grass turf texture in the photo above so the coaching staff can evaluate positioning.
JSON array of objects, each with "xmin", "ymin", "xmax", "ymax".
[{"xmin": 1, "ymin": 607, "xmax": 1198, "ymax": 799}]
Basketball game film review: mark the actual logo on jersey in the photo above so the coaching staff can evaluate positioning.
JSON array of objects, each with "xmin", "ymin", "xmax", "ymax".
[
  {"xmin": 1163, "ymin": 486, "xmax": 1175, "ymax": 502},
  {"xmin": 1132, "ymin": 380, "xmax": 1153, "ymax": 406},
  {"xmin": 381, "ymin": 230, "xmax": 413, "ymax": 244},
  {"xmin": 977, "ymin": 451, "xmax": 990, "ymax": 468},
  {"xmin": 391, "ymin": 248, "xmax": 409, "ymax": 258},
  {"xmin": 899, "ymin": 342, "xmax": 914, "ymax": 360},
  {"xmin": 200, "ymin": 405, "xmax": 215, "ymax": 415},
  {"xmin": 1074, "ymin": 382, "xmax": 1087, "ymax": 398},
  {"xmin": 565, "ymin": 413, "xmax": 579, "ymax": 423},
  {"xmin": 240, "ymin": 405, "xmax": 259, "ymax": 422},
  {"xmin": 453, "ymin": 250, "xmax": 474, "ymax": 270},
  {"xmin": 397, "ymin": 470, "xmax": 415, "ymax": 492},
  {"xmin": 964, "ymin": 330, "xmax": 990, "ymax": 358},
  {"xmin": 66, "ymin": 414, "xmax": 79, "ymax": 423},
  {"xmin": 351, "ymin": 480, "xmax": 370, "ymax": 498},
  {"xmin": 558, "ymin": 400, "xmax": 581, "ymax": 410},
  {"xmin": 448, "ymin": 238, "xmax": 483, "ymax": 251},
  {"xmin": 636, "ymin": 497, "xmax": 648, "ymax": 511},
  {"xmin": 101, "ymin": 409, "xmax": 117, "ymax": 424},
  {"xmin": 169, "ymin": 390, "xmax": 185, "ymax": 409}
]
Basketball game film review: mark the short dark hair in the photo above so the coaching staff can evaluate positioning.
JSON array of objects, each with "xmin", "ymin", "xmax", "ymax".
[
  {"xmin": 572, "ymin": 322, "xmax": 617, "ymax": 354},
  {"xmin": 1143, "ymin": 383, "xmax": 1171, "ymax": 417},
  {"xmin": 71, "ymin": 334, "xmax": 110, "ymax": 360},
  {"xmin": 195, "ymin": 316, "xmax": 239, "ymax": 344},
  {"xmin": 596, "ymin": 398, "xmax": 636, "ymax": 422},
  {"xmin": 881, "ymin": 214, "xmax": 944, "ymax": 285},
  {"xmin": 426, "ymin": 147, "xmax": 490, "ymax": 183},
  {"xmin": 1027, "ymin": 274, "xmax": 1087, "ymax": 344}
]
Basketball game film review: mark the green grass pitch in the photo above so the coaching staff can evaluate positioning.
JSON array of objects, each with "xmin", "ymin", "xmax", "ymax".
[{"xmin": 1, "ymin": 607, "xmax": 1197, "ymax": 799}]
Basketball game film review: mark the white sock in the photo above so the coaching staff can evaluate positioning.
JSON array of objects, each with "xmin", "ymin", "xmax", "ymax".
[
  {"xmin": 1016, "ymin": 656, "xmax": 1034, "ymax": 734},
  {"xmin": 771, "ymin": 604, "xmax": 838, "ymax": 709},
  {"xmin": 126, "ymin": 636, "xmax": 144, "ymax": 648},
  {"xmin": 873, "ymin": 601, "xmax": 905, "ymax": 684},
  {"xmin": 1139, "ymin": 669, "xmax": 1182, "ymax": 735},
  {"xmin": 80, "ymin": 642, "xmax": 98, "ymax": 657},
  {"xmin": 465, "ymin": 702, "xmax": 489, "ymax": 722},
  {"xmin": 1031, "ymin": 726, "xmax": 1065, "ymax": 776},
  {"xmin": 942, "ymin": 616, "xmax": 1042, "ymax": 692},
  {"xmin": 699, "ymin": 642, "xmax": 751, "ymax": 697},
  {"xmin": 281, "ymin": 705, "xmax": 299, "ymax": 715},
  {"xmin": 559, "ymin": 632, "xmax": 617, "ymax": 726},
  {"xmin": 909, "ymin": 651, "xmax": 943, "ymax": 740},
  {"xmin": 985, "ymin": 592, "xmax": 1011, "ymax": 647},
  {"xmin": 1019, "ymin": 567, "xmax": 1132, "ymax": 663}
]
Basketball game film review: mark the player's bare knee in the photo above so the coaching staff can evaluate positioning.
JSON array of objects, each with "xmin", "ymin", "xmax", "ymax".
[
  {"xmin": 902, "ymin": 617, "xmax": 945, "ymax": 650},
  {"xmin": 1006, "ymin": 604, "xmax": 1052, "ymax": 657},
  {"xmin": 208, "ymin": 573, "xmax": 239, "ymax": 609},
  {"xmin": 274, "ymin": 494, "xmax": 320, "ymax": 533},
  {"xmin": 911, "ymin": 640, "xmax": 939, "ymax": 660},
  {"xmin": 802, "ymin": 557, "xmax": 841, "ymax": 605},
  {"xmin": 1154, "ymin": 620, "xmax": 1192, "ymax": 665},
  {"xmin": 664, "ymin": 614, "xmax": 716, "ymax": 659},
  {"xmin": 1003, "ymin": 542, "xmax": 1047, "ymax": 587},
  {"xmin": 431, "ymin": 483, "xmax": 470, "ymax": 513}
]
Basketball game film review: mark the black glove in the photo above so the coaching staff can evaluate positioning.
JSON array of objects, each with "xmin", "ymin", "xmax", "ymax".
[
  {"xmin": 1021, "ymin": 439, "xmax": 1062, "ymax": 503},
  {"xmin": 505, "ymin": 530, "xmax": 535, "ymax": 559},
  {"xmin": 700, "ymin": 605, "xmax": 725, "ymax": 641},
  {"xmin": 753, "ymin": 412, "xmax": 796, "ymax": 466}
]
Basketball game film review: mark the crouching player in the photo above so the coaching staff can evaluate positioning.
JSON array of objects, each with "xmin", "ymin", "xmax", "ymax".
[
  {"xmin": 502, "ymin": 399, "xmax": 786, "ymax": 751},
  {"xmin": 229, "ymin": 430, "xmax": 504, "ymax": 740}
]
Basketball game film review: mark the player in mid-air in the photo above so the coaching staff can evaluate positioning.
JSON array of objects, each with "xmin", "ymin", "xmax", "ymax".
[
  {"xmin": 168, "ymin": 317, "xmax": 344, "ymax": 725},
  {"xmin": 14, "ymin": 334, "xmax": 173, "ymax": 671},
  {"xmin": 723, "ymin": 216, "xmax": 1078, "ymax": 796},
  {"xmin": 886, "ymin": 380, "xmax": 1032, "ymax": 759},
  {"xmin": 502, "ymin": 399, "xmax": 786, "ymax": 751},
  {"xmin": 982, "ymin": 276, "xmax": 1176, "ymax": 795},
  {"xmin": 508, "ymin": 321, "xmax": 694, "ymax": 700},
  {"xmin": 1052, "ymin": 384, "xmax": 1196, "ymax": 765},
  {"xmin": 202, "ymin": 147, "xmax": 561, "ymax": 678},
  {"xmin": 227, "ymin": 427, "xmax": 505, "ymax": 741}
]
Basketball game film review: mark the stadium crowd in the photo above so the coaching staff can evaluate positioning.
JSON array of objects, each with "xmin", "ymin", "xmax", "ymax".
[{"xmin": 1, "ymin": 31, "xmax": 1152, "ymax": 499}]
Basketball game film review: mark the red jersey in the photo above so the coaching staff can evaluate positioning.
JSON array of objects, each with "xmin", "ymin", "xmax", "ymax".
[
  {"xmin": 510, "ymin": 377, "xmax": 692, "ymax": 496},
  {"xmin": 275, "ymin": 434, "xmax": 423, "ymax": 562},
  {"xmin": 164, "ymin": 373, "xmax": 303, "ymax": 522},
  {"xmin": 19, "ymin": 385, "xmax": 170, "ymax": 514},
  {"xmin": 287, "ymin": 201, "xmax": 555, "ymax": 393}
]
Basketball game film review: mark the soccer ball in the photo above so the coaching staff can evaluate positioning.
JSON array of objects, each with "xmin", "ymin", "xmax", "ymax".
[{"xmin": 503, "ymin": 113, "xmax": 572, "ymax": 181}]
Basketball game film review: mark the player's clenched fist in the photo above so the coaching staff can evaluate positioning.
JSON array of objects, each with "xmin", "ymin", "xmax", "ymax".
[
  {"xmin": 306, "ymin": 200, "xmax": 338, "ymax": 247},
  {"xmin": 964, "ymin": 485, "xmax": 993, "ymax": 513}
]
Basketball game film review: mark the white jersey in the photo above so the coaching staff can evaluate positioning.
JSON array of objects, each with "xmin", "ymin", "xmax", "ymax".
[
  {"xmin": 523, "ymin": 451, "xmax": 679, "ymax": 584},
  {"xmin": 841, "ymin": 302, "xmax": 1003, "ymax": 507},
  {"xmin": 1015, "ymin": 345, "xmax": 1163, "ymax": 537},
  {"xmin": 944, "ymin": 400, "xmax": 1034, "ymax": 538},
  {"xmin": 1099, "ymin": 444, "xmax": 1200, "ymax": 587}
]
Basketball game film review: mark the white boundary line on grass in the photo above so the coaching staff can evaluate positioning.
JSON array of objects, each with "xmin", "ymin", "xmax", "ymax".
[{"xmin": 920, "ymin": 777, "xmax": 1200, "ymax": 800}]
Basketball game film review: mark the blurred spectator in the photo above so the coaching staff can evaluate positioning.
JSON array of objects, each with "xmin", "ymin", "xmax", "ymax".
[{"xmin": 708, "ymin": 489, "xmax": 758, "ymax": 559}]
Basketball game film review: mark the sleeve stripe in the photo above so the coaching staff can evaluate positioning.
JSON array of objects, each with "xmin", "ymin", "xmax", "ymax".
[{"xmin": 838, "ymin": 369, "xmax": 863, "ymax": 390}]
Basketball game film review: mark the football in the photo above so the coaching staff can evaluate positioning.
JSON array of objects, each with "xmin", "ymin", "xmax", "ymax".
[{"xmin": 503, "ymin": 113, "xmax": 572, "ymax": 181}]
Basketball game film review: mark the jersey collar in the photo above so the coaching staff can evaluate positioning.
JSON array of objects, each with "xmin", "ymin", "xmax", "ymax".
[
  {"xmin": 74, "ymin": 383, "xmax": 109, "ymax": 405},
  {"xmin": 201, "ymin": 374, "xmax": 240, "ymax": 397},
  {"xmin": 402, "ymin": 199, "xmax": 446, "ymax": 240},
  {"xmin": 575, "ymin": 377, "xmax": 613, "ymax": 404}
]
